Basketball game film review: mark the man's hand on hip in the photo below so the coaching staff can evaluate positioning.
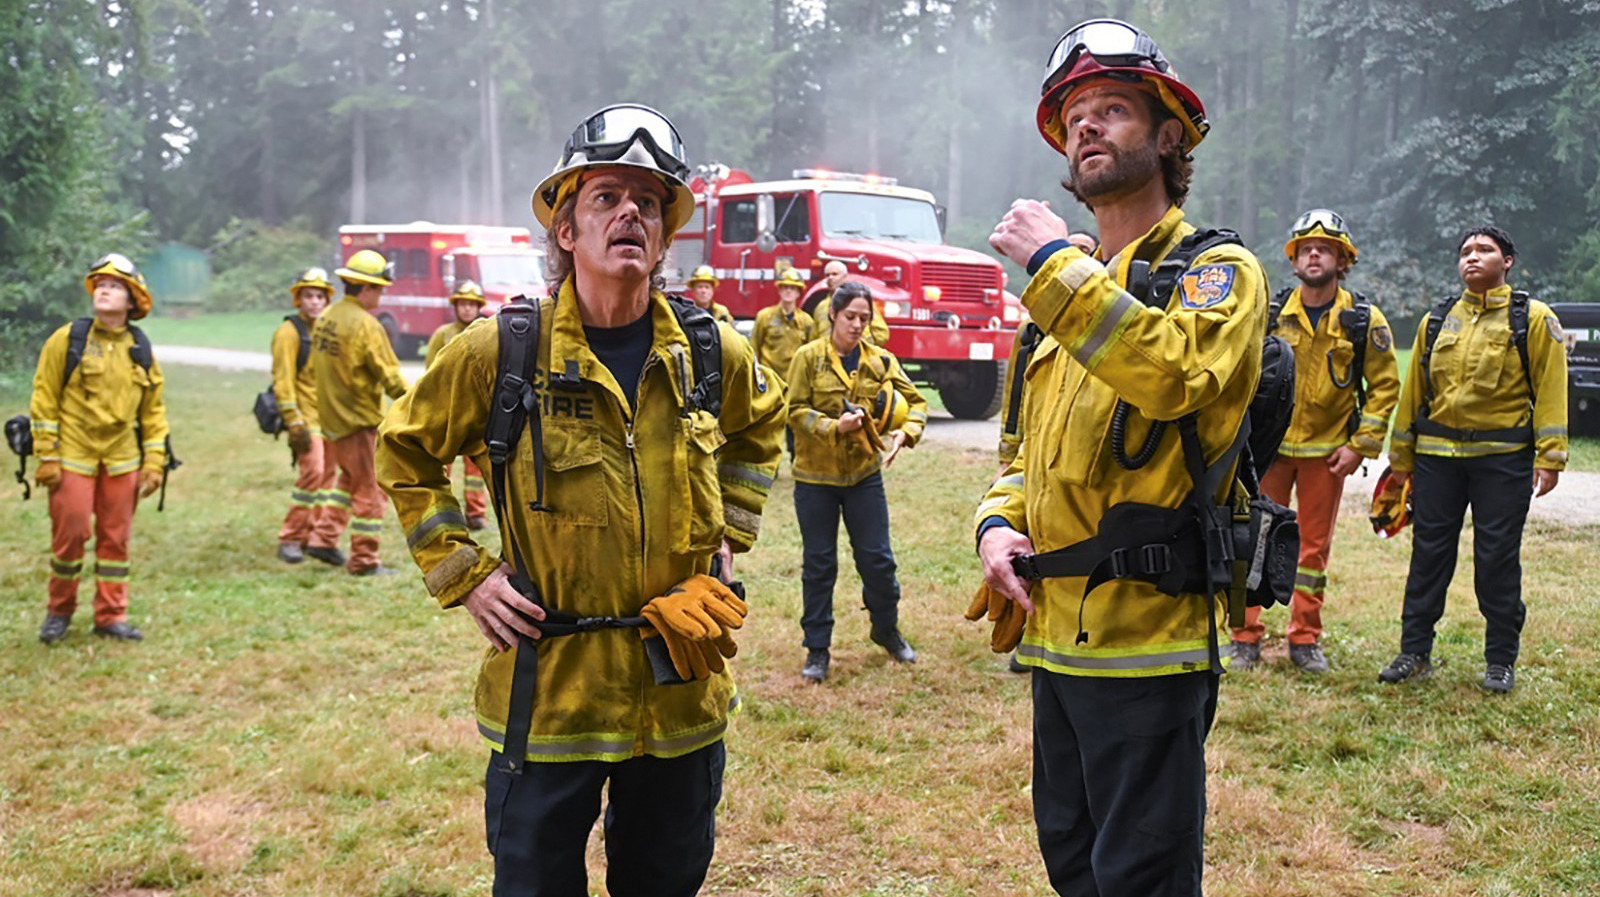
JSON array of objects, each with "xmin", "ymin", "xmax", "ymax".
[
  {"xmin": 989, "ymin": 199, "xmax": 1069, "ymax": 269},
  {"xmin": 461, "ymin": 563, "xmax": 546, "ymax": 651}
]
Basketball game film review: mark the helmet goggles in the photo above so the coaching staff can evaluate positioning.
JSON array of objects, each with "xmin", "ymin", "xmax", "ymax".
[
  {"xmin": 89, "ymin": 253, "xmax": 139, "ymax": 279},
  {"xmin": 563, "ymin": 104, "xmax": 690, "ymax": 184},
  {"xmin": 1286, "ymin": 208, "xmax": 1359, "ymax": 263},
  {"xmin": 85, "ymin": 252, "xmax": 153, "ymax": 319},
  {"xmin": 1042, "ymin": 19, "xmax": 1170, "ymax": 98}
]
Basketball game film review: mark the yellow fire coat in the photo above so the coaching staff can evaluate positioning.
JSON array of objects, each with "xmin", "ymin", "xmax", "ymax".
[
  {"xmin": 271, "ymin": 313, "xmax": 320, "ymax": 432},
  {"xmin": 974, "ymin": 205, "xmax": 1267, "ymax": 677},
  {"xmin": 709, "ymin": 301, "xmax": 735, "ymax": 325},
  {"xmin": 311, "ymin": 296, "xmax": 407, "ymax": 440},
  {"xmin": 1274, "ymin": 287, "xmax": 1401, "ymax": 459},
  {"xmin": 30, "ymin": 320, "xmax": 169, "ymax": 477},
  {"xmin": 424, "ymin": 320, "xmax": 468, "ymax": 369},
  {"xmin": 749, "ymin": 304, "xmax": 814, "ymax": 390},
  {"xmin": 786, "ymin": 338, "xmax": 928, "ymax": 487},
  {"xmin": 1390, "ymin": 284, "xmax": 1568, "ymax": 471},
  {"xmin": 376, "ymin": 284, "xmax": 786, "ymax": 762}
]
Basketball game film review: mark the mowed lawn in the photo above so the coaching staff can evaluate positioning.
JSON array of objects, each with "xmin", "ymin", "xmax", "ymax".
[{"xmin": 2, "ymin": 363, "xmax": 1599, "ymax": 897}]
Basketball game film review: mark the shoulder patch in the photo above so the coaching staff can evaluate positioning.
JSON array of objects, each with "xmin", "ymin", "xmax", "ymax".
[
  {"xmin": 1546, "ymin": 316, "xmax": 1564, "ymax": 344},
  {"xmin": 755, "ymin": 365, "xmax": 769, "ymax": 393},
  {"xmin": 1370, "ymin": 324, "xmax": 1393, "ymax": 352},
  {"xmin": 1179, "ymin": 264, "xmax": 1236, "ymax": 310}
]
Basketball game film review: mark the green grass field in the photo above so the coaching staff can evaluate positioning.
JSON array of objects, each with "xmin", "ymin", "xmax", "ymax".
[{"xmin": 3, "ymin": 362, "xmax": 1598, "ymax": 897}]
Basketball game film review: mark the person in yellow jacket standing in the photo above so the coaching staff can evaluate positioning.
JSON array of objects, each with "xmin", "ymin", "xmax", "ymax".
[
  {"xmin": 273, "ymin": 267, "xmax": 343, "ymax": 563},
  {"xmin": 376, "ymin": 103, "xmax": 784, "ymax": 897},
  {"xmin": 1380, "ymin": 225, "xmax": 1567, "ymax": 693},
  {"xmin": 976, "ymin": 19, "xmax": 1266, "ymax": 894},
  {"xmin": 685, "ymin": 264, "xmax": 735, "ymax": 324},
  {"xmin": 787, "ymin": 280, "xmax": 927, "ymax": 681},
  {"xmin": 751, "ymin": 267, "xmax": 814, "ymax": 383},
  {"xmin": 810, "ymin": 259, "xmax": 890, "ymax": 346},
  {"xmin": 33, "ymin": 253, "xmax": 170, "ymax": 643},
  {"xmin": 423, "ymin": 280, "xmax": 490, "ymax": 529},
  {"xmin": 1228, "ymin": 211, "xmax": 1401, "ymax": 673},
  {"xmin": 309, "ymin": 249, "xmax": 407, "ymax": 575}
]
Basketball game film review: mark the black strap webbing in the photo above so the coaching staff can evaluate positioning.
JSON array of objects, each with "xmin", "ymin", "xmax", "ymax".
[
  {"xmin": 62, "ymin": 318, "xmax": 155, "ymax": 389},
  {"xmin": 1419, "ymin": 290, "xmax": 1534, "ymax": 432},
  {"xmin": 669, "ymin": 296, "xmax": 723, "ymax": 415},
  {"xmin": 287, "ymin": 315, "xmax": 312, "ymax": 371},
  {"xmin": 1002, "ymin": 323, "xmax": 1043, "ymax": 440}
]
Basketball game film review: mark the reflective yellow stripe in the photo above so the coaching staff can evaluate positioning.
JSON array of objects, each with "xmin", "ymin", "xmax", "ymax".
[
  {"xmin": 350, "ymin": 517, "xmax": 384, "ymax": 534},
  {"xmin": 1537, "ymin": 425, "xmax": 1568, "ymax": 440},
  {"xmin": 1017, "ymin": 636, "xmax": 1214, "ymax": 677},
  {"xmin": 463, "ymin": 475, "xmax": 486, "ymax": 491},
  {"xmin": 1278, "ymin": 441, "xmax": 1344, "ymax": 458},
  {"xmin": 290, "ymin": 489, "xmax": 317, "ymax": 507},
  {"xmin": 325, "ymin": 489, "xmax": 353, "ymax": 508},
  {"xmin": 1416, "ymin": 437, "xmax": 1529, "ymax": 457},
  {"xmin": 719, "ymin": 461, "xmax": 775, "ymax": 495},
  {"xmin": 106, "ymin": 458, "xmax": 141, "ymax": 476},
  {"xmin": 1069, "ymin": 288, "xmax": 1141, "ymax": 371},
  {"xmin": 476, "ymin": 692, "xmax": 738, "ymax": 762},
  {"xmin": 50, "ymin": 556, "xmax": 84, "ymax": 578},
  {"xmin": 408, "ymin": 507, "xmax": 467, "ymax": 549}
]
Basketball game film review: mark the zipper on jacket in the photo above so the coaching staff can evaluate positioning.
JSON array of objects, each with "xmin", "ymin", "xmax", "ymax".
[{"xmin": 625, "ymin": 352, "xmax": 657, "ymax": 562}]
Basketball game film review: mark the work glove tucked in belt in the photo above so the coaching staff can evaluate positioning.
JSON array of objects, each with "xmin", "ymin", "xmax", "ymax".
[
  {"xmin": 964, "ymin": 583, "xmax": 1028, "ymax": 654},
  {"xmin": 639, "ymin": 574, "xmax": 749, "ymax": 681}
]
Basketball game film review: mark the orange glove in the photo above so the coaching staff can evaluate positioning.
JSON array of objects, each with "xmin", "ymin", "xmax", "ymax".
[
  {"xmin": 35, "ymin": 460, "xmax": 62, "ymax": 492},
  {"xmin": 287, "ymin": 423, "xmax": 312, "ymax": 456},
  {"xmin": 138, "ymin": 468, "xmax": 164, "ymax": 498},
  {"xmin": 639, "ymin": 574, "xmax": 749, "ymax": 681},
  {"xmin": 965, "ymin": 583, "xmax": 1029, "ymax": 653},
  {"xmin": 858, "ymin": 411, "xmax": 886, "ymax": 453},
  {"xmin": 640, "ymin": 624, "xmax": 714, "ymax": 681}
]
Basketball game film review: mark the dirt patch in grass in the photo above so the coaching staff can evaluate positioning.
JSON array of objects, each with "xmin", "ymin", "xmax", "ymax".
[{"xmin": 170, "ymin": 791, "xmax": 266, "ymax": 872}]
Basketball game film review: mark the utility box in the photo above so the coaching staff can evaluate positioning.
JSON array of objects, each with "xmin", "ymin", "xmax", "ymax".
[{"xmin": 141, "ymin": 243, "xmax": 210, "ymax": 311}]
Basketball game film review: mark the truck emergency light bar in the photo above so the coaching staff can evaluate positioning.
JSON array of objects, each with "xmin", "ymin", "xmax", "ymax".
[{"xmin": 792, "ymin": 169, "xmax": 899, "ymax": 186}]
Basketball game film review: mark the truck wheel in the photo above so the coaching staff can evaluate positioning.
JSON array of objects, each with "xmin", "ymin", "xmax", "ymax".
[{"xmin": 938, "ymin": 360, "xmax": 1006, "ymax": 420}]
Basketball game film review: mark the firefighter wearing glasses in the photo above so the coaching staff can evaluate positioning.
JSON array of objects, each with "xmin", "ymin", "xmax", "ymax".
[
  {"xmin": 1380, "ymin": 226, "xmax": 1567, "ymax": 694},
  {"xmin": 274, "ymin": 267, "xmax": 343, "ymax": 564},
  {"xmin": 1228, "ymin": 211, "xmax": 1400, "ymax": 673},
  {"xmin": 376, "ymin": 104, "xmax": 784, "ymax": 897},
  {"xmin": 685, "ymin": 264, "xmax": 735, "ymax": 324},
  {"xmin": 976, "ymin": 19, "xmax": 1266, "ymax": 894},
  {"xmin": 309, "ymin": 249, "xmax": 407, "ymax": 575},
  {"xmin": 33, "ymin": 253, "xmax": 169, "ymax": 644},
  {"xmin": 424, "ymin": 280, "xmax": 490, "ymax": 529}
]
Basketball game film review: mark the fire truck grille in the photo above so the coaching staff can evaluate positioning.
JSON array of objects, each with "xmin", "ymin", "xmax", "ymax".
[{"xmin": 923, "ymin": 262, "xmax": 999, "ymax": 304}]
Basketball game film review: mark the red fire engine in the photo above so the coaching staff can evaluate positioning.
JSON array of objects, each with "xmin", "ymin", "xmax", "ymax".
[
  {"xmin": 338, "ymin": 223, "xmax": 549, "ymax": 358},
  {"xmin": 667, "ymin": 166, "xmax": 1020, "ymax": 419}
]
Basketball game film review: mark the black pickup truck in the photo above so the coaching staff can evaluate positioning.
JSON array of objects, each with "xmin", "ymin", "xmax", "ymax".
[{"xmin": 1551, "ymin": 303, "xmax": 1600, "ymax": 437}]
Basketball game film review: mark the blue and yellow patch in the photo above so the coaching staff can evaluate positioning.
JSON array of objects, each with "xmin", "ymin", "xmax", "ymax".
[
  {"xmin": 1180, "ymin": 264, "xmax": 1236, "ymax": 310},
  {"xmin": 1546, "ymin": 316, "xmax": 1565, "ymax": 344},
  {"xmin": 1371, "ymin": 324, "xmax": 1393, "ymax": 352}
]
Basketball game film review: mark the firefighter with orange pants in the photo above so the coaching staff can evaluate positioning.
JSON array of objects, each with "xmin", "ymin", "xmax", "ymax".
[
  {"xmin": 424, "ymin": 280, "xmax": 490, "ymax": 529},
  {"xmin": 308, "ymin": 249, "xmax": 408, "ymax": 575},
  {"xmin": 273, "ymin": 267, "xmax": 344, "ymax": 563},
  {"xmin": 685, "ymin": 264, "xmax": 736, "ymax": 324},
  {"xmin": 33, "ymin": 253, "xmax": 170, "ymax": 643},
  {"xmin": 1228, "ymin": 211, "xmax": 1401, "ymax": 673}
]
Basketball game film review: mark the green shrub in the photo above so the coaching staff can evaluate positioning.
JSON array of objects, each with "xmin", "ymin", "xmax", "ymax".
[{"xmin": 207, "ymin": 218, "xmax": 331, "ymax": 311}]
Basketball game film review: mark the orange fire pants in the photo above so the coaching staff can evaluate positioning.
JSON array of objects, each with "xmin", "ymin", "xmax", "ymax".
[
  {"xmin": 47, "ymin": 467, "xmax": 139, "ymax": 626},
  {"xmin": 279, "ymin": 435, "xmax": 344, "ymax": 549},
  {"xmin": 325, "ymin": 429, "xmax": 388, "ymax": 574},
  {"xmin": 458, "ymin": 456, "xmax": 487, "ymax": 520},
  {"xmin": 1232, "ymin": 454, "xmax": 1344, "ymax": 646}
]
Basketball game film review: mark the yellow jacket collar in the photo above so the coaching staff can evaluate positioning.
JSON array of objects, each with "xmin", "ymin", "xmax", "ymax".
[
  {"xmin": 1103, "ymin": 205, "xmax": 1189, "ymax": 290},
  {"xmin": 1462, "ymin": 283, "xmax": 1513, "ymax": 309},
  {"xmin": 1281, "ymin": 286, "xmax": 1352, "ymax": 335}
]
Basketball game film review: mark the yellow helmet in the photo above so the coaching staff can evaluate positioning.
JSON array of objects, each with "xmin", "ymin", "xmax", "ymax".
[
  {"xmin": 1285, "ymin": 208, "xmax": 1359, "ymax": 264},
  {"xmin": 84, "ymin": 253, "xmax": 153, "ymax": 320},
  {"xmin": 289, "ymin": 267, "xmax": 334, "ymax": 305},
  {"xmin": 870, "ymin": 384, "xmax": 910, "ymax": 433},
  {"xmin": 532, "ymin": 104, "xmax": 696, "ymax": 235},
  {"xmin": 449, "ymin": 279, "xmax": 488, "ymax": 304},
  {"xmin": 687, "ymin": 264, "xmax": 719, "ymax": 288},
  {"xmin": 776, "ymin": 268, "xmax": 806, "ymax": 291},
  {"xmin": 336, "ymin": 249, "xmax": 394, "ymax": 286}
]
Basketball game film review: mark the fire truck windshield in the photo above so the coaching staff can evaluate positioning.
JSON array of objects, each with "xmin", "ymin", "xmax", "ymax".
[
  {"xmin": 475, "ymin": 251, "xmax": 547, "ymax": 287},
  {"xmin": 819, "ymin": 193, "xmax": 941, "ymax": 244}
]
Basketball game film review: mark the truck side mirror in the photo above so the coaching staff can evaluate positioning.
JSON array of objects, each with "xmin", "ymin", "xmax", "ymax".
[
  {"xmin": 934, "ymin": 204, "xmax": 948, "ymax": 238},
  {"xmin": 440, "ymin": 254, "xmax": 457, "ymax": 291},
  {"xmin": 756, "ymin": 194, "xmax": 777, "ymax": 253}
]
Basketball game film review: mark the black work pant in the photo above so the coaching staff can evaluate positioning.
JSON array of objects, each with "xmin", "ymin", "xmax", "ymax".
[
  {"xmin": 1400, "ymin": 451, "xmax": 1532, "ymax": 667},
  {"xmin": 1032, "ymin": 670, "xmax": 1219, "ymax": 897},
  {"xmin": 794, "ymin": 472, "xmax": 901, "ymax": 649},
  {"xmin": 483, "ymin": 741, "xmax": 724, "ymax": 897}
]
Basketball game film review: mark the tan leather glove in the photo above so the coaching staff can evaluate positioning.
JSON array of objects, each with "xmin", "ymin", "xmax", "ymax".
[
  {"xmin": 965, "ymin": 583, "xmax": 1029, "ymax": 654},
  {"xmin": 138, "ymin": 468, "xmax": 164, "ymax": 499},
  {"xmin": 858, "ymin": 411, "xmax": 886, "ymax": 453},
  {"xmin": 35, "ymin": 460, "xmax": 62, "ymax": 492},
  {"xmin": 639, "ymin": 574, "xmax": 749, "ymax": 681},
  {"xmin": 287, "ymin": 423, "xmax": 312, "ymax": 456},
  {"xmin": 640, "ymin": 622, "xmax": 713, "ymax": 681}
]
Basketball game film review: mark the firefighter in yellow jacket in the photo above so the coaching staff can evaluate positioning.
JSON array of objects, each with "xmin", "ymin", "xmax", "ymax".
[
  {"xmin": 750, "ymin": 267, "xmax": 814, "ymax": 384},
  {"xmin": 273, "ymin": 267, "xmax": 343, "ymax": 563},
  {"xmin": 975, "ymin": 19, "xmax": 1265, "ymax": 894},
  {"xmin": 309, "ymin": 249, "xmax": 407, "ymax": 575},
  {"xmin": 810, "ymin": 259, "xmax": 891, "ymax": 346},
  {"xmin": 786, "ymin": 280, "xmax": 928, "ymax": 681},
  {"xmin": 376, "ymin": 104, "xmax": 784, "ymax": 897},
  {"xmin": 33, "ymin": 253, "xmax": 170, "ymax": 643},
  {"xmin": 1379, "ymin": 225, "xmax": 1567, "ymax": 694},
  {"xmin": 423, "ymin": 280, "xmax": 489, "ymax": 528},
  {"xmin": 1229, "ymin": 211, "xmax": 1401, "ymax": 673},
  {"xmin": 685, "ymin": 264, "xmax": 735, "ymax": 324}
]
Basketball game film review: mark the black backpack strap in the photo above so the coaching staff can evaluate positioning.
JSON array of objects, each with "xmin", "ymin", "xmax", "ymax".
[
  {"xmin": 1419, "ymin": 294, "xmax": 1462, "ymax": 421},
  {"xmin": 1510, "ymin": 290, "xmax": 1534, "ymax": 403},
  {"xmin": 127, "ymin": 324, "xmax": 154, "ymax": 372},
  {"xmin": 287, "ymin": 315, "xmax": 312, "ymax": 370},
  {"xmin": 1267, "ymin": 287, "xmax": 1292, "ymax": 333},
  {"xmin": 61, "ymin": 318, "xmax": 94, "ymax": 389},
  {"xmin": 1340, "ymin": 292, "xmax": 1372, "ymax": 434},
  {"xmin": 1147, "ymin": 227, "xmax": 1243, "ymax": 308},
  {"xmin": 667, "ymin": 296, "xmax": 723, "ymax": 416},
  {"xmin": 1002, "ymin": 322, "xmax": 1043, "ymax": 440}
]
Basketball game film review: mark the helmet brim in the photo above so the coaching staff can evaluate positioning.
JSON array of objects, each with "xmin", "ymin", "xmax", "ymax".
[
  {"xmin": 532, "ymin": 161, "xmax": 695, "ymax": 235},
  {"xmin": 335, "ymin": 267, "xmax": 392, "ymax": 287},
  {"xmin": 1036, "ymin": 62, "xmax": 1207, "ymax": 156}
]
